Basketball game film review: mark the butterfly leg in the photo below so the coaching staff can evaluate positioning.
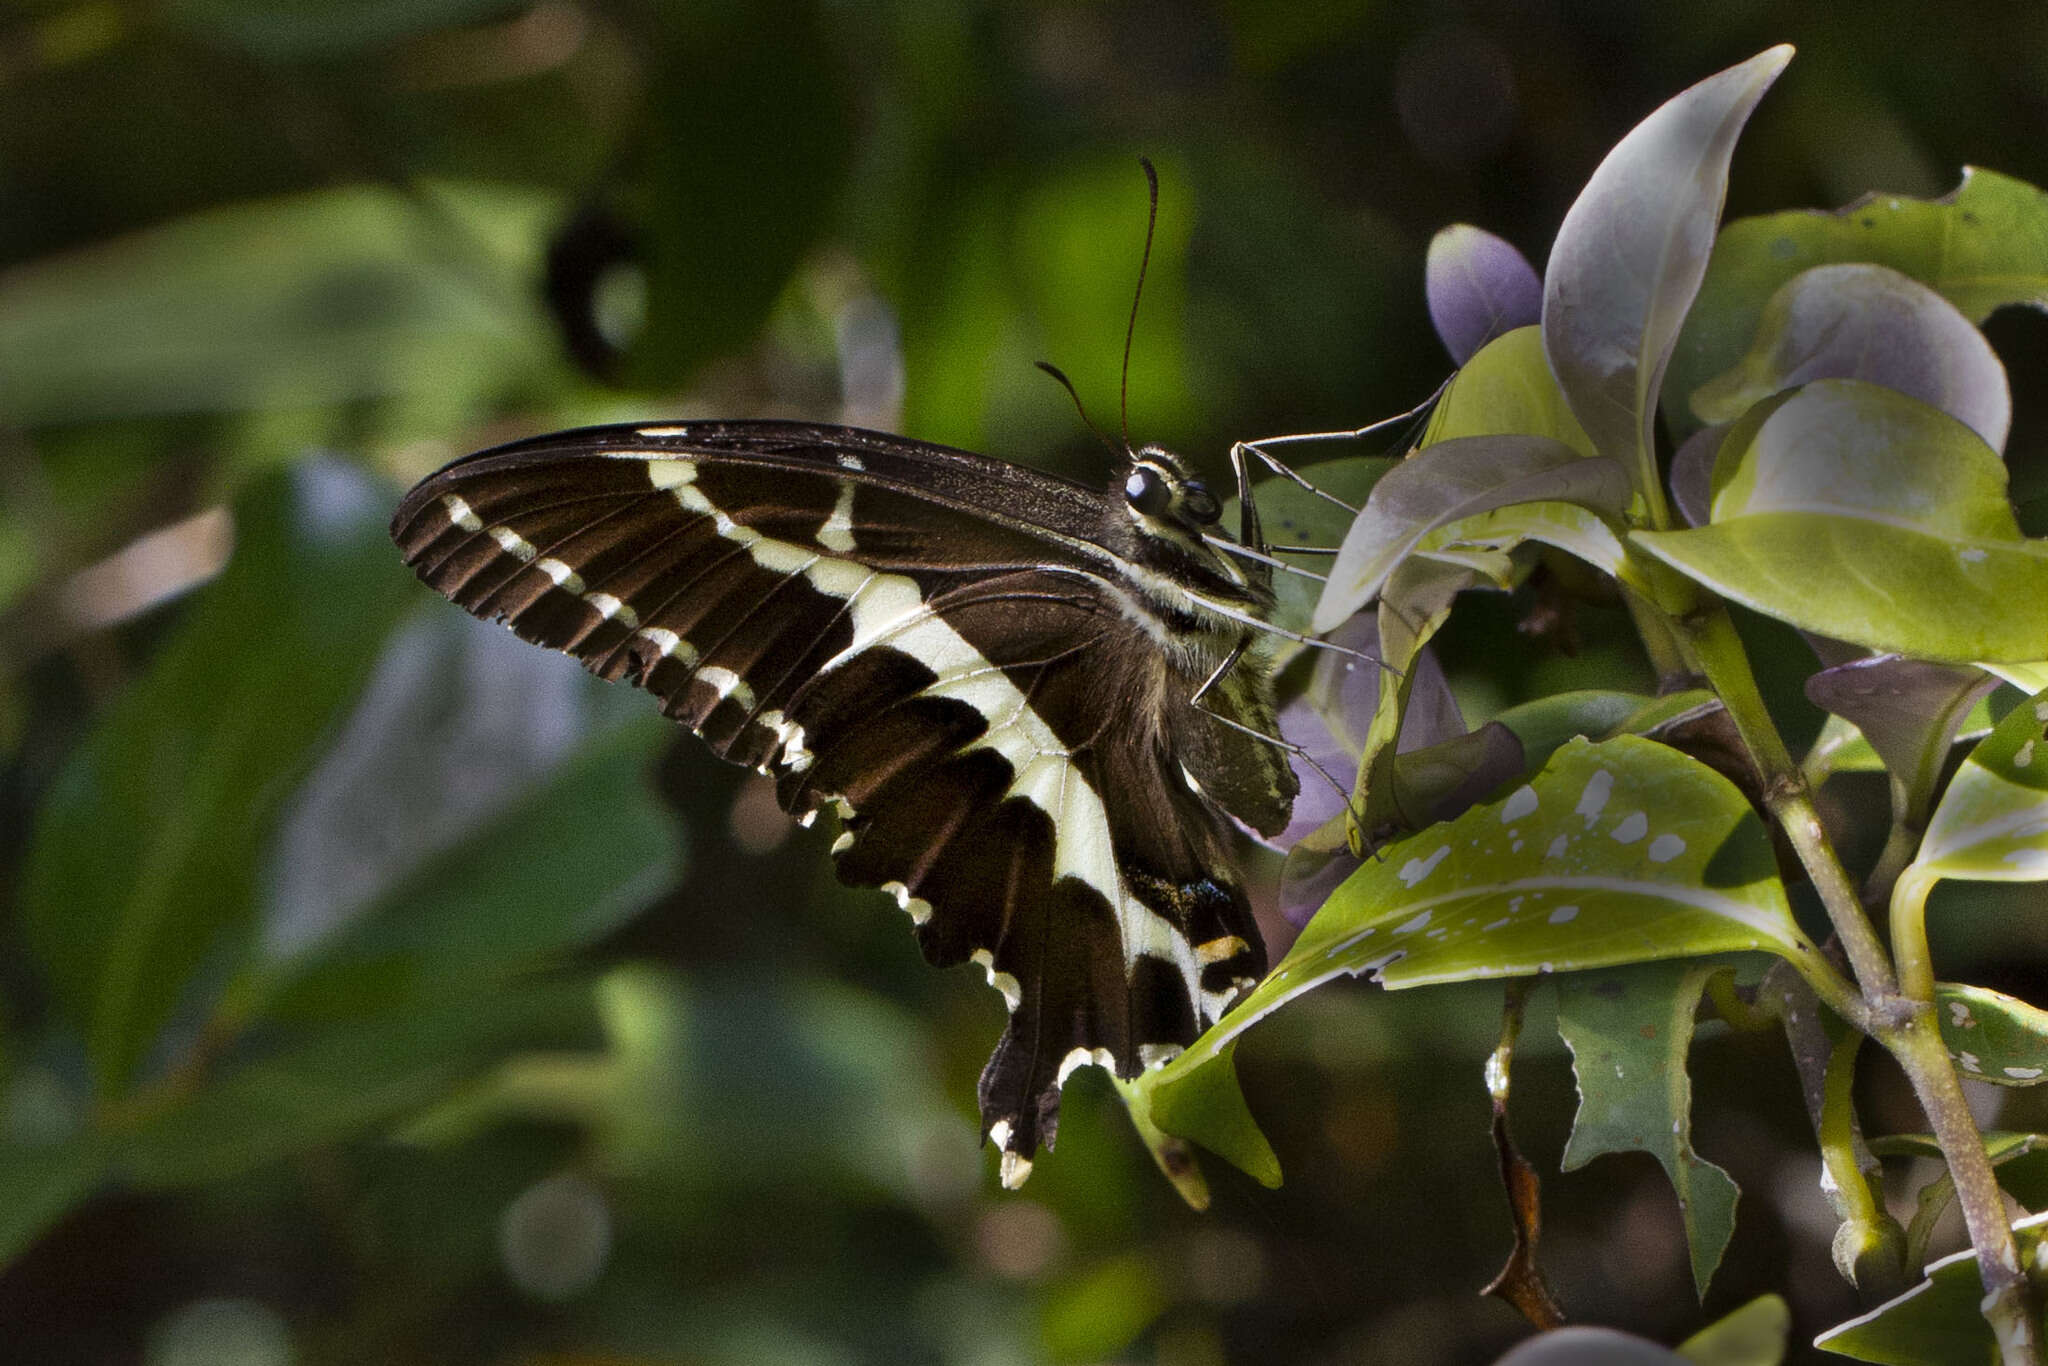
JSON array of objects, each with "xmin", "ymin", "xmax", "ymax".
[{"xmin": 1194, "ymin": 692, "xmax": 1357, "ymax": 816}]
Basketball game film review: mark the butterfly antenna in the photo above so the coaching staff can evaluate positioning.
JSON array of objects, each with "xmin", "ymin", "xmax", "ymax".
[
  {"xmin": 1122, "ymin": 156, "xmax": 1160, "ymax": 454},
  {"xmin": 1035, "ymin": 360, "xmax": 1121, "ymax": 459}
]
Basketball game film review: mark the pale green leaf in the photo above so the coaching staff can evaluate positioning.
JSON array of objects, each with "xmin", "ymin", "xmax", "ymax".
[
  {"xmin": 1633, "ymin": 383, "xmax": 2048, "ymax": 662},
  {"xmin": 1668, "ymin": 167, "xmax": 2048, "ymax": 439},
  {"xmin": 1677, "ymin": 1293, "xmax": 1790, "ymax": 1366},
  {"xmin": 1118, "ymin": 1038, "xmax": 1279, "ymax": 1197},
  {"xmin": 1914, "ymin": 686, "xmax": 2048, "ymax": 880},
  {"xmin": 1421, "ymin": 325, "xmax": 1597, "ymax": 458},
  {"xmin": 1814, "ymin": 1209, "xmax": 2048, "ymax": 1363}
]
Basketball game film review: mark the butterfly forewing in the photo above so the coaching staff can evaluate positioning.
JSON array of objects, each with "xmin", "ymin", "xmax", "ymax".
[{"xmin": 391, "ymin": 420, "xmax": 1282, "ymax": 1183}]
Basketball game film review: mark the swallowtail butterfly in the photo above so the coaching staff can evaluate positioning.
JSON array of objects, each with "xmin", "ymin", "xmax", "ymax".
[{"xmin": 391, "ymin": 419, "xmax": 1300, "ymax": 1185}]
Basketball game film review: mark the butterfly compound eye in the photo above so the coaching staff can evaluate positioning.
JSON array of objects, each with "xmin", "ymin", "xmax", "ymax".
[
  {"xmin": 1181, "ymin": 483, "xmax": 1221, "ymax": 525},
  {"xmin": 1124, "ymin": 466, "xmax": 1173, "ymax": 517}
]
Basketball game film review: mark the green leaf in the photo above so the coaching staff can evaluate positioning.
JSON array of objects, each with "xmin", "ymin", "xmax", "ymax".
[
  {"xmin": 1937, "ymin": 984, "xmax": 2048, "ymax": 1086},
  {"xmin": 1421, "ymin": 325, "xmax": 1597, "ymax": 457},
  {"xmin": 1146, "ymin": 737, "xmax": 1823, "ymax": 1116},
  {"xmin": 1632, "ymin": 382, "xmax": 2048, "ymax": 662},
  {"xmin": 1913, "ymin": 686, "xmax": 2048, "ymax": 881},
  {"xmin": 1691, "ymin": 264, "xmax": 2010, "ymax": 450},
  {"xmin": 1313, "ymin": 435, "xmax": 1626, "ymax": 631},
  {"xmin": 1814, "ymin": 1209, "xmax": 2048, "ymax": 1363},
  {"xmin": 1667, "ymin": 167, "xmax": 2048, "ymax": 439},
  {"xmin": 20, "ymin": 463, "xmax": 415, "ymax": 1095},
  {"xmin": 1491, "ymin": 689, "xmax": 1662, "ymax": 772},
  {"xmin": 1557, "ymin": 961, "xmax": 1740, "ymax": 1296},
  {"xmin": 1543, "ymin": 46, "xmax": 1793, "ymax": 492},
  {"xmin": 0, "ymin": 1137, "xmax": 111, "ymax": 1270},
  {"xmin": 114, "ymin": 978, "xmax": 600, "ymax": 1190},
  {"xmin": 1866, "ymin": 1132, "xmax": 2048, "ymax": 1256},
  {"xmin": 1120, "ymin": 1038, "xmax": 1280, "ymax": 1194},
  {"xmin": 1677, "ymin": 1294, "xmax": 1790, "ymax": 1366},
  {"xmin": 623, "ymin": 7, "xmax": 855, "ymax": 388},
  {"xmin": 162, "ymin": 0, "xmax": 523, "ymax": 60},
  {"xmin": 0, "ymin": 183, "xmax": 558, "ymax": 427},
  {"xmin": 254, "ymin": 609, "xmax": 681, "ymax": 1016}
]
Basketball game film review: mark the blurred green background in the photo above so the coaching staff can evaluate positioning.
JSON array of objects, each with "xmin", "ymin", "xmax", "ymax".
[{"xmin": 6, "ymin": 3, "xmax": 2048, "ymax": 1363}]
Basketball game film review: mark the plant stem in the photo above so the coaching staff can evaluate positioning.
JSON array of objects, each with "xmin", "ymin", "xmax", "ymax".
[
  {"xmin": 1682, "ymin": 607, "xmax": 1897, "ymax": 1003},
  {"xmin": 1683, "ymin": 603, "xmax": 2041, "ymax": 1360},
  {"xmin": 1887, "ymin": 1017, "xmax": 2039, "ymax": 1364},
  {"xmin": 1890, "ymin": 864, "xmax": 1939, "ymax": 1004}
]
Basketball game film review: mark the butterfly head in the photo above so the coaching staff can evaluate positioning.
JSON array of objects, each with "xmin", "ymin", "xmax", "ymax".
[{"xmin": 1119, "ymin": 446, "xmax": 1224, "ymax": 537}]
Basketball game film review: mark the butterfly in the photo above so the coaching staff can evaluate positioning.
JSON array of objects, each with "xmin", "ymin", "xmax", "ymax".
[{"xmin": 390, "ymin": 418, "xmax": 1303, "ymax": 1186}]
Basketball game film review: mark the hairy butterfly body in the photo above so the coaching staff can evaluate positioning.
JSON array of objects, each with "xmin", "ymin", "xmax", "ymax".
[{"xmin": 391, "ymin": 419, "xmax": 1295, "ymax": 1185}]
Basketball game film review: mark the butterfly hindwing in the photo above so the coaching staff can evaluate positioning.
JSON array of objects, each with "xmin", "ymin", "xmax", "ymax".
[{"xmin": 391, "ymin": 420, "xmax": 1276, "ymax": 1181}]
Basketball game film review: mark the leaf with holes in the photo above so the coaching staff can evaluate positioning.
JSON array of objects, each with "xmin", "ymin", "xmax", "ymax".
[
  {"xmin": 1913, "ymin": 686, "xmax": 2048, "ymax": 881},
  {"xmin": 1633, "ymin": 382, "xmax": 2048, "ymax": 662},
  {"xmin": 1543, "ymin": 46, "xmax": 1792, "ymax": 490},
  {"xmin": 1557, "ymin": 960, "xmax": 1741, "ymax": 1296},
  {"xmin": 1146, "ymin": 736, "xmax": 1823, "ymax": 1126},
  {"xmin": 1666, "ymin": 167, "xmax": 2048, "ymax": 440}
]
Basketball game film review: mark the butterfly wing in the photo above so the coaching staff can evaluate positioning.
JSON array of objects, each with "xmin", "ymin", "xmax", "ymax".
[{"xmin": 391, "ymin": 420, "xmax": 1269, "ymax": 1181}]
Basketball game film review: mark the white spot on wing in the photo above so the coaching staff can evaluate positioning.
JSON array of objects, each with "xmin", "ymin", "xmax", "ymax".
[
  {"xmin": 487, "ymin": 525, "xmax": 537, "ymax": 561},
  {"xmin": 1611, "ymin": 811, "xmax": 1648, "ymax": 844},
  {"xmin": 817, "ymin": 481, "xmax": 858, "ymax": 553},
  {"xmin": 1056, "ymin": 1046, "xmax": 1116, "ymax": 1086},
  {"xmin": 1500, "ymin": 785, "xmax": 1538, "ymax": 823},
  {"xmin": 534, "ymin": 557, "xmax": 586, "ymax": 593},
  {"xmin": 644, "ymin": 458, "xmax": 696, "ymax": 488},
  {"xmin": 1139, "ymin": 1043, "xmax": 1184, "ymax": 1069},
  {"xmin": 441, "ymin": 493, "xmax": 482, "ymax": 532},
  {"xmin": 1547, "ymin": 904, "xmax": 1579, "ymax": 925},
  {"xmin": 1646, "ymin": 833, "xmax": 1686, "ymax": 863},
  {"xmin": 1395, "ymin": 910, "xmax": 1432, "ymax": 935},
  {"xmin": 972, "ymin": 948, "xmax": 1023, "ymax": 1011}
]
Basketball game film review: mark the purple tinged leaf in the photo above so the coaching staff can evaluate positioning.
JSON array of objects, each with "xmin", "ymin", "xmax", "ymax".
[
  {"xmin": 1312, "ymin": 435, "xmax": 1628, "ymax": 632},
  {"xmin": 1668, "ymin": 422, "xmax": 1727, "ymax": 528},
  {"xmin": 1804, "ymin": 655, "xmax": 1997, "ymax": 818},
  {"xmin": 1694, "ymin": 264, "xmax": 2011, "ymax": 450},
  {"xmin": 1427, "ymin": 225, "xmax": 1543, "ymax": 364},
  {"xmin": 1542, "ymin": 46, "xmax": 1793, "ymax": 508}
]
